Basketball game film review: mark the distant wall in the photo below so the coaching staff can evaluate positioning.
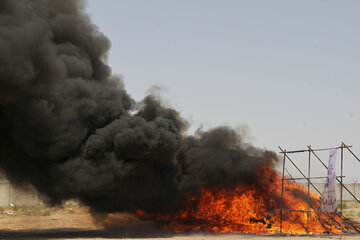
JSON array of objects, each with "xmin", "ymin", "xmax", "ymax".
[
  {"xmin": 0, "ymin": 173, "xmax": 359, "ymax": 206},
  {"xmin": 304, "ymin": 183, "xmax": 360, "ymax": 201},
  {"xmin": 0, "ymin": 179, "xmax": 10, "ymax": 206},
  {"xmin": 0, "ymin": 174, "xmax": 40, "ymax": 206}
]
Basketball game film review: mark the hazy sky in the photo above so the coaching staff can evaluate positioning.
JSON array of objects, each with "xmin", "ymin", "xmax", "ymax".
[{"xmin": 86, "ymin": 0, "xmax": 360, "ymax": 182}]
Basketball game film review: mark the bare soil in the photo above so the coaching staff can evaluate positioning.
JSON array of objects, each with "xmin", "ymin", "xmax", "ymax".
[
  {"xmin": 0, "ymin": 202, "xmax": 99, "ymax": 230},
  {"xmin": 343, "ymin": 201, "xmax": 360, "ymax": 222}
]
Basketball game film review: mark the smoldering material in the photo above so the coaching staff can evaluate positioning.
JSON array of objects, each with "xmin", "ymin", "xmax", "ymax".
[{"xmin": 0, "ymin": 0, "xmax": 277, "ymax": 214}]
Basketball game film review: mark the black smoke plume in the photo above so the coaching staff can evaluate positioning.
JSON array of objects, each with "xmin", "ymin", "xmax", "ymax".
[{"xmin": 0, "ymin": 0, "xmax": 276, "ymax": 215}]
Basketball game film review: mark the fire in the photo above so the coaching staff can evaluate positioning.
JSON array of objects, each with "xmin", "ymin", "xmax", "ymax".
[{"xmin": 136, "ymin": 162, "xmax": 357, "ymax": 234}]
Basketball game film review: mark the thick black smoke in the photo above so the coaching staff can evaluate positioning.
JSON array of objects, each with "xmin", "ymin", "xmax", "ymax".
[{"xmin": 0, "ymin": 0, "xmax": 276, "ymax": 214}]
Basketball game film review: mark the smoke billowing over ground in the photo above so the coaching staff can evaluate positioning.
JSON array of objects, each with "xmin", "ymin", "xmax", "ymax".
[{"xmin": 0, "ymin": 0, "xmax": 276, "ymax": 216}]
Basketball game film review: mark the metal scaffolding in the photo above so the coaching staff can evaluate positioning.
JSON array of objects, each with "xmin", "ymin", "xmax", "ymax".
[{"xmin": 278, "ymin": 142, "xmax": 360, "ymax": 235}]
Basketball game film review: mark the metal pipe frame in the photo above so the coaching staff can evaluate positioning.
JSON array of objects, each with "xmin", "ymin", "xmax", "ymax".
[{"xmin": 278, "ymin": 143, "xmax": 360, "ymax": 235}]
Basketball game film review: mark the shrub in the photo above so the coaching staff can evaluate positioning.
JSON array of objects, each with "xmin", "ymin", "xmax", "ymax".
[
  {"xmin": 337, "ymin": 203, "xmax": 348, "ymax": 209},
  {"xmin": 42, "ymin": 209, "xmax": 51, "ymax": 216}
]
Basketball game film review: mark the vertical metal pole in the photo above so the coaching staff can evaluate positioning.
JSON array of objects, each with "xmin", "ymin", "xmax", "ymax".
[
  {"xmin": 340, "ymin": 144, "xmax": 344, "ymax": 234},
  {"xmin": 307, "ymin": 149, "xmax": 311, "ymax": 234},
  {"xmin": 280, "ymin": 150, "xmax": 286, "ymax": 234}
]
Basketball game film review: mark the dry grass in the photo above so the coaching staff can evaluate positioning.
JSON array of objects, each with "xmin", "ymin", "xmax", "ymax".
[{"xmin": 342, "ymin": 200, "xmax": 360, "ymax": 222}]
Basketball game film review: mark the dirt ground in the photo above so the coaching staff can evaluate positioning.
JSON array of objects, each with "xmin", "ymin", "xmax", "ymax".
[
  {"xmin": 342, "ymin": 201, "xmax": 360, "ymax": 222},
  {"xmin": 0, "ymin": 201, "xmax": 359, "ymax": 240},
  {"xmin": 0, "ymin": 202, "xmax": 99, "ymax": 230}
]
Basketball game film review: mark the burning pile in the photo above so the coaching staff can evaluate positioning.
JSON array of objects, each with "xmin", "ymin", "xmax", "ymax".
[
  {"xmin": 136, "ymin": 161, "xmax": 357, "ymax": 234},
  {"xmin": 0, "ymin": 0, "xmax": 359, "ymax": 236}
]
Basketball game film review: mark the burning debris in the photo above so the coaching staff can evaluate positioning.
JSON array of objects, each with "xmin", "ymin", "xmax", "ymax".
[
  {"xmin": 0, "ymin": 0, "xmax": 358, "ymax": 235},
  {"xmin": 135, "ymin": 161, "xmax": 359, "ymax": 234}
]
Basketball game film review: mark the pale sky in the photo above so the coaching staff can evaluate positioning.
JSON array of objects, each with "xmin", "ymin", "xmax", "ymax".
[{"xmin": 86, "ymin": 0, "xmax": 360, "ymax": 183}]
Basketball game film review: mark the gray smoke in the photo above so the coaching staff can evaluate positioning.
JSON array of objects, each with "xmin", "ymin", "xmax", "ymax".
[{"xmin": 0, "ymin": 0, "xmax": 276, "ymax": 215}]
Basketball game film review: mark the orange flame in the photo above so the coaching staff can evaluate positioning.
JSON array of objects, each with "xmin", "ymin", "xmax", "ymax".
[{"xmin": 136, "ymin": 162, "xmax": 356, "ymax": 234}]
